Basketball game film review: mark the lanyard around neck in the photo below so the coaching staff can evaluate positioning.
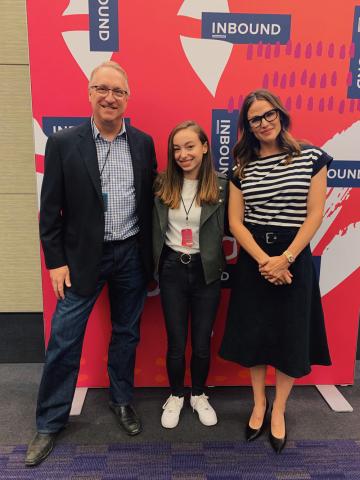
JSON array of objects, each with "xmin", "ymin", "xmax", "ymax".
[
  {"xmin": 99, "ymin": 143, "xmax": 112, "ymax": 178},
  {"xmin": 180, "ymin": 193, "xmax": 197, "ymax": 222}
]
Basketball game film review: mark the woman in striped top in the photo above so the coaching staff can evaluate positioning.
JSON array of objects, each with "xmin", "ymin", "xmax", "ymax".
[{"xmin": 220, "ymin": 89, "xmax": 332, "ymax": 453}]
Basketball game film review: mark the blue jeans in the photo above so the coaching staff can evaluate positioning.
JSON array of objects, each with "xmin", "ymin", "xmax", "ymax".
[{"xmin": 36, "ymin": 237, "xmax": 146, "ymax": 433}]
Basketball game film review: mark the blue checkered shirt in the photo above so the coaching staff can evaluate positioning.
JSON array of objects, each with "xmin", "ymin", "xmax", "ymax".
[{"xmin": 92, "ymin": 119, "xmax": 139, "ymax": 241}]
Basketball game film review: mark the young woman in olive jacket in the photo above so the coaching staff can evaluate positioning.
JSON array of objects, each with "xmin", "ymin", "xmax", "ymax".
[{"xmin": 153, "ymin": 120, "xmax": 228, "ymax": 429}]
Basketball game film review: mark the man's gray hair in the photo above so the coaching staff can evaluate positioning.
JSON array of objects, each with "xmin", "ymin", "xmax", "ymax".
[{"xmin": 89, "ymin": 61, "xmax": 130, "ymax": 94}]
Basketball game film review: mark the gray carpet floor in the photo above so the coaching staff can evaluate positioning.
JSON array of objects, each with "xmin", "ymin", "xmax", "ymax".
[{"xmin": 0, "ymin": 363, "xmax": 359, "ymax": 446}]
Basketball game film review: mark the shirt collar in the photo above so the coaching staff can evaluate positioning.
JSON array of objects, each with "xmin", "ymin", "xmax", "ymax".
[{"xmin": 91, "ymin": 117, "xmax": 126, "ymax": 141}]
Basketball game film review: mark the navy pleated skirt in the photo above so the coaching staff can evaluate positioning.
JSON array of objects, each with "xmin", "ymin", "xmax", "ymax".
[{"xmin": 219, "ymin": 224, "xmax": 331, "ymax": 378}]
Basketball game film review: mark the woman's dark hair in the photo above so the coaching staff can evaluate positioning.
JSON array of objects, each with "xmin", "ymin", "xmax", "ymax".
[
  {"xmin": 233, "ymin": 89, "xmax": 301, "ymax": 178},
  {"xmin": 155, "ymin": 120, "xmax": 219, "ymax": 208}
]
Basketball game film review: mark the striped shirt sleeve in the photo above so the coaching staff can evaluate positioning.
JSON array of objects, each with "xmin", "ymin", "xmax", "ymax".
[
  {"xmin": 229, "ymin": 165, "xmax": 242, "ymax": 190},
  {"xmin": 311, "ymin": 147, "xmax": 333, "ymax": 177}
]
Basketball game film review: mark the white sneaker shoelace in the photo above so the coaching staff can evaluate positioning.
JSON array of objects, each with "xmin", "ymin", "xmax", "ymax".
[
  {"xmin": 190, "ymin": 394, "xmax": 218, "ymax": 426},
  {"xmin": 161, "ymin": 395, "xmax": 184, "ymax": 429}
]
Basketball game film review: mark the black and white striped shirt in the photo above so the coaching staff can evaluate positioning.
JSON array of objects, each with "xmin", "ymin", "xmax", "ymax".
[{"xmin": 232, "ymin": 146, "xmax": 333, "ymax": 228}]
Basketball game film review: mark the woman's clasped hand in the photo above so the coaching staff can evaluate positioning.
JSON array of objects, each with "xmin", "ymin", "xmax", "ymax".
[{"xmin": 258, "ymin": 255, "xmax": 293, "ymax": 285}]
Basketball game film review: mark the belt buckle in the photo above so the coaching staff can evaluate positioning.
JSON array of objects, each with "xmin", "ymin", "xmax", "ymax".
[
  {"xmin": 265, "ymin": 232, "xmax": 277, "ymax": 244},
  {"xmin": 180, "ymin": 253, "xmax": 191, "ymax": 264}
]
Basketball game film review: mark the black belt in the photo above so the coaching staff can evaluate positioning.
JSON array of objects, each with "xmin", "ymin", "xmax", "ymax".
[
  {"xmin": 104, "ymin": 233, "xmax": 139, "ymax": 246},
  {"xmin": 245, "ymin": 223, "xmax": 298, "ymax": 245},
  {"xmin": 162, "ymin": 246, "xmax": 201, "ymax": 265}
]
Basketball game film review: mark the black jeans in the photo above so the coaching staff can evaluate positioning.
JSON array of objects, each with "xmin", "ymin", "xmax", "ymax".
[{"xmin": 159, "ymin": 247, "xmax": 221, "ymax": 397}]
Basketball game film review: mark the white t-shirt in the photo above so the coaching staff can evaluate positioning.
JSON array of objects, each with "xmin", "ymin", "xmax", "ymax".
[{"xmin": 165, "ymin": 178, "xmax": 201, "ymax": 254}]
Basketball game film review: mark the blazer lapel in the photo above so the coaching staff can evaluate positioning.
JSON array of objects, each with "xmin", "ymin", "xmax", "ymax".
[
  {"xmin": 154, "ymin": 197, "xmax": 168, "ymax": 234},
  {"xmin": 126, "ymin": 126, "xmax": 142, "ymax": 206},
  {"xmin": 200, "ymin": 202, "xmax": 220, "ymax": 228},
  {"xmin": 200, "ymin": 177, "xmax": 226, "ymax": 227},
  {"xmin": 77, "ymin": 121, "xmax": 103, "ymax": 205}
]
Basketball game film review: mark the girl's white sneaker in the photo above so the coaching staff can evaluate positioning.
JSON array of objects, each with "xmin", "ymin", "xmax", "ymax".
[
  {"xmin": 190, "ymin": 394, "xmax": 217, "ymax": 426},
  {"xmin": 161, "ymin": 395, "xmax": 184, "ymax": 428}
]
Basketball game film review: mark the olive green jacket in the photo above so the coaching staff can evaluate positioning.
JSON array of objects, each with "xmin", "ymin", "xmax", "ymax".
[{"xmin": 152, "ymin": 174, "xmax": 228, "ymax": 284}]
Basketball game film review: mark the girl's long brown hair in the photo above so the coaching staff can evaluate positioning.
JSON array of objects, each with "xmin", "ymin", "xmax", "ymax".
[
  {"xmin": 155, "ymin": 120, "xmax": 219, "ymax": 208},
  {"xmin": 233, "ymin": 89, "xmax": 301, "ymax": 178}
]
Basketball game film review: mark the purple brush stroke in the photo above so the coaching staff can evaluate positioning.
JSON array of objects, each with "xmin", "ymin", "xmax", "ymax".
[
  {"xmin": 331, "ymin": 71, "xmax": 337, "ymax": 86},
  {"xmin": 286, "ymin": 40, "xmax": 292, "ymax": 55},
  {"xmin": 263, "ymin": 74, "xmax": 269, "ymax": 89},
  {"xmin": 309, "ymin": 73, "xmax": 316, "ymax": 88},
  {"xmin": 274, "ymin": 42, "xmax": 280, "ymax": 57},
  {"xmin": 301, "ymin": 70, "xmax": 307, "ymax": 85},
  {"xmin": 280, "ymin": 73, "xmax": 287, "ymax": 89},
  {"xmin": 339, "ymin": 44, "xmax": 346, "ymax": 59},
  {"xmin": 349, "ymin": 43, "xmax": 355, "ymax": 59},
  {"xmin": 316, "ymin": 41, "xmax": 323, "ymax": 56},
  {"xmin": 320, "ymin": 73, "xmax": 327, "ymax": 88},
  {"xmin": 265, "ymin": 44, "xmax": 271, "ymax": 59},
  {"xmin": 273, "ymin": 71, "xmax": 279, "ymax": 87},
  {"xmin": 289, "ymin": 72, "xmax": 295, "ymax": 87},
  {"xmin": 346, "ymin": 71, "xmax": 352, "ymax": 87},
  {"xmin": 294, "ymin": 42, "xmax": 301, "ymax": 58}
]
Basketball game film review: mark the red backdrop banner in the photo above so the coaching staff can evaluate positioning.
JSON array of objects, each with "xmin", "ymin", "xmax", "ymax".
[{"xmin": 27, "ymin": 0, "xmax": 360, "ymax": 387}]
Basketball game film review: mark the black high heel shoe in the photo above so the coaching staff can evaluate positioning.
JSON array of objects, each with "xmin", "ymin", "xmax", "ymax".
[
  {"xmin": 269, "ymin": 410, "xmax": 287, "ymax": 454},
  {"xmin": 245, "ymin": 397, "xmax": 269, "ymax": 441}
]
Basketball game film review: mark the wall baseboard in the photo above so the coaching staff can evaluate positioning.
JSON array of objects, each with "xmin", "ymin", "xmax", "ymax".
[{"xmin": 0, "ymin": 313, "xmax": 44, "ymax": 363}]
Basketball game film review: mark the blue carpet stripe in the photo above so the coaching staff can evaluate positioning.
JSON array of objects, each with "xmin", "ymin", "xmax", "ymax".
[{"xmin": 0, "ymin": 440, "xmax": 359, "ymax": 479}]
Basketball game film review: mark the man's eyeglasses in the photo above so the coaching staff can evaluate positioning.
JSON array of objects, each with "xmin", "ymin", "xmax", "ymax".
[
  {"xmin": 90, "ymin": 85, "xmax": 128, "ymax": 99},
  {"xmin": 248, "ymin": 109, "xmax": 279, "ymax": 129}
]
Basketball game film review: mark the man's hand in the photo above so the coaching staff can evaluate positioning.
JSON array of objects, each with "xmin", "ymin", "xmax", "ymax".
[{"xmin": 49, "ymin": 265, "xmax": 71, "ymax": 300}]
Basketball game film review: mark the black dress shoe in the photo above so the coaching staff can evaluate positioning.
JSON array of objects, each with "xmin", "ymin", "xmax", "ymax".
[
  {"xmin": 110, "ymin": 403, "xmax": 142, "ymax": 436},
  {"xmin": 245, "ymin": 397, "xmax": 269, "ymax": 441},
  {"xmin": 25, "ymin": 432, "xmax": 57, "ymax": 467},
  {"xmin": 269, "ymin": 413, "xmax": 287, "ymax": 454}
]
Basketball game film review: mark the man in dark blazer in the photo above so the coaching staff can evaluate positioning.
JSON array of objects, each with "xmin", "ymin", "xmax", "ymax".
[{"xmin": 25, "ymin": 61, "xmax": 157, "ymax": 467}]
